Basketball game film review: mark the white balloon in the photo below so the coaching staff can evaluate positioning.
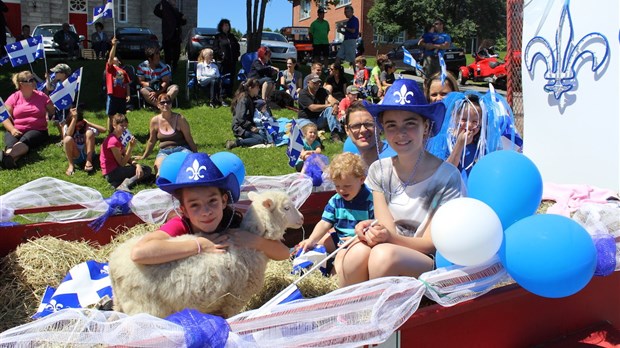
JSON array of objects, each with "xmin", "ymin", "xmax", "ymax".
[{"xmin": 431, "ymin": 197, "xmax": 503, "ymax": 266}]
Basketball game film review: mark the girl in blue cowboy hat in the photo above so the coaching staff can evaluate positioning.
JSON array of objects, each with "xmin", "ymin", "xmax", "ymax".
[
  {"xmin": 130, "ymin": 152, "xmax": 290, "ymax": 265},
  {"xmin": 334, "ymin": 79, "xmax": 464, "ymax": 287}
]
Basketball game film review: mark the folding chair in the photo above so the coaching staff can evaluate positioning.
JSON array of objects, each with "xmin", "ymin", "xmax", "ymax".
[
  {"xmin": 237, "ymin": 52, "xmax": 258, "ymax": 82},
  {"xmin": 137, "ymin": 64, "xmax": 177, "ymax": 108}
]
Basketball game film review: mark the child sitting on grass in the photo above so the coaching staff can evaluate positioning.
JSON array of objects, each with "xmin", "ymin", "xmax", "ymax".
[
  {"xmin": 298, "ymin": 152, "xmax": 374, "ymax": 254},
  {"xmin": 353, "ymin": 56, "xmax": 369, "ymax": 97},
  {"xmin": 295, "ymin": 122, "xmax": 323, "ymax": 172},
  {"xmin": 252, "ymin": 99, "xmax": 277, "ymax": 144},
  {"xmin": 62, "ymin": 106, "xmax": 106, "ymax": 176}
]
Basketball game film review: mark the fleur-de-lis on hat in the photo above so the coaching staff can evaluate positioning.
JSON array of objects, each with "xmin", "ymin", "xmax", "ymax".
[
  {"xmin": 393, "ymin": 83, "xmax": 414, "ymax": 105},
  {"xmin": 186, "ymin": 159, "xmax": 207, "ymax": 181}
]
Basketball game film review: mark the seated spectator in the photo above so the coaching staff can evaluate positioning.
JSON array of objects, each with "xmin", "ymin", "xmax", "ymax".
[
  {"xmin": 100, "ymin": 113, "xmax": 152, "ymax": 191},
  {"xmin": 303, "ymin": 62, "xmax": 323, "ymax": 88},
  {"xmin": 137, "ymin": 46, "xmax": 179, "ymax": 108},
  {"xmin": 14, "ymin": 24, "xmax": 31, "ymax": 41},
  {"xmin": 380, "ymin": 60, "xmax": 396, "ymax": 91},
  {"xmin": 279, "ymin": 57, "xmax": 302, "ymax": 99},
  {"xmin": 53, "ymin": 23, "xmax": 80, "ymax": 60},
  {"xmin": 196, "ymin": 48, "xmax": 224, "ymax": 107},
  {"xmin": 45, "ymin": 63, "xmax": 73, "ymax": 141},
  {"xmin": 338, "ymin": 85, "xmax": 359, "ymax": 121},
  {"xmin": 423, "ymin": 71, "xmax": 459, "ymax": 103},
  {"xmin": 252, "ymin": 99, "xmax": 277, "ymax": 144},
  {"xmin": 134, "ymin": 94, "xmax": 197, "ymax": 175},
  {"xmin": 1, "ymin": 71, "xmax": 56, "ymax": 169},
  {"xmin": 295, "ymin": 122, "xmax": 323, "ymax": 172},
  {"xmin": 225, "ymin": 78, "xmax": 266, "ymax": 149},
  {"xmin": 62, "ymin": 106, "xmax": 106, "ymax": 175},
  {"xmin": 297, "ymin": 73, "xmax": 344, "ymax": 142},
  {"xmin": 105, "ymin": 37, "xmax": 132, "ymax": 128},
  {"xmin": 91, "ymin": 22, "xmax": 110, "ymax": 60},
  {"xmin": 324, "ymin": 63, "xmax": 347, "ymax": 100},
  {"xmin": 248, "ymin": 46, "xmax": 279, "ymax": 101},
  {"xmin": 368, "ymin": 54, "xmax": 388, "ymax": 100}
]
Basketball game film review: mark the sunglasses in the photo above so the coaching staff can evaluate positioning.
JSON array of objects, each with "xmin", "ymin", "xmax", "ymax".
[
  {"xmin": 159, "ymin": 100, "xmax": 172, "ymax": 105},
  {"xmin": 348, "ymin": 122, "xmax": 375, "ymax": 132},
  {"xmin": 20, "ymin": 78, "xmax": 36, "ymax": 83},
  {"xmin": 434, "ymin": 22, "xmax": 442, "ymax": 26}
]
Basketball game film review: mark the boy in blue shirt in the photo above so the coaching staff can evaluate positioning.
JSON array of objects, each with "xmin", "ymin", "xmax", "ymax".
[{"xmin": 298, "ymin": 152, "xmax": 374, "ymax": 253}]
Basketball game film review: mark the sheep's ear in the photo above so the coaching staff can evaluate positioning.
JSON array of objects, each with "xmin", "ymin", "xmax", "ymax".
[
  {"xmin": 247, "ymin": 191, "xmax": 259, "ymax": 201},
  {"xmin": 262, "ymin": 198, "xmax": 274, "ymax": 210}
]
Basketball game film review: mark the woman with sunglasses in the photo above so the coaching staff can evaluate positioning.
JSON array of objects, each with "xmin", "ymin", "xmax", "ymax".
[
  {"xmin": 1, "ymin": 71, "xmax": 56, "ymax": 169},
  {"xmin": 134, "ymin": 93, "xmax": 197, "ymax": 176},
  {"xmin": 323, "ymin": 63, "xmax": 347, "ymax": 100}
]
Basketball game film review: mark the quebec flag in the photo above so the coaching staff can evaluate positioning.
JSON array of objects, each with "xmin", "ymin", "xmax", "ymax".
[
  {"xmin": 403, "ymin": 47, "xmax": 424, "ymax": 73},
  {"xmin": 286, "ymin": 119, "xmax": 304, "ymax": 167},
  {"xmin": 88, "ymin": 0, "xmax": 114, "ymax": 25},
  {"xmin": 33, "ymin": 260, "xmax": 113, "ymax": 318},
  {"xmin": 262, "ymin": 118, "xmax": 280, "ymax": 144},
  {"xmin": 4, "ymin": 35, "xmax": 44, "ymax": 68},
  {"xmin": 50, "ymin": 68, "xmax": 82, "ymax": 110},
  {"xmin": 0, "ymin": 97, "xmax": 10, "ymax": 123}
]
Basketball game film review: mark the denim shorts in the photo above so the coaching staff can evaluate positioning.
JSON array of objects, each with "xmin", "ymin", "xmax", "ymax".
[{"xmin": 156, "ymin": 146, "xmax": 193, "ymax": 159}]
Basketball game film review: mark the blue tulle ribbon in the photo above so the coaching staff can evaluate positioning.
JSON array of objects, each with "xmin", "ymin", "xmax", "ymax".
[
  {"xmin": 304, "ymin": 153, "xmax": 329, "ymax": 187},
  {"xmin": 165, "ymin": 309, "xmax": 230, "ymax": 348},
  {"xmin": 88, "ymin": 191, "xmax": 133, "ymax": 231},
  {"xmin": 593, "ymin": 234, "xmax": 617, "ymax": 276}
]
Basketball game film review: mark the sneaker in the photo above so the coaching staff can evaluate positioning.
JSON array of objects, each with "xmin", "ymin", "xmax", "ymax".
[
  {"xmin": 220, "ymin": 100, "xmax": 229, "ymax": 107},
  {"xmin": 2, "ymin": 153, "xmax": 16, "ymax": 169},
  {"xmin": 116, "ymin": 178, "xmax": 132, "ymax": 192},
  {"xmin": 225, "ymin": 140, "xmax": 237, "ymax": 150}
]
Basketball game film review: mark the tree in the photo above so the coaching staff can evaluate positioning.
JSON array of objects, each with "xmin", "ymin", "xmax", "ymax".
[
  {"xmin": 367, "ymin": 0, "xmax": 506, "ymax": 49},
  {"xmin": 231, "ymin": 27, "xmax": 243, "ymax": 40}
]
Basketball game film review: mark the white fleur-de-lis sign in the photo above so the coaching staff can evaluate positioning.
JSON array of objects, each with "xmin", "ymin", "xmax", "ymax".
[
  {"xmin": 45, "ymin": 299, "xmax": 64, "ymax": 312},
  {"xmin": 393, "ymin": 84, "xmax": 414, "ymax": 105},
  {"xmin": 186, "ymin": 159, "xmax": 207, "ymax": 181},
  {"xmin": 10, "ymin": 44, "xmax": 16, "ymax": 51},
  {"xmin": 524, "ymin": 0, "xmax": 609, "ymax": 101}
]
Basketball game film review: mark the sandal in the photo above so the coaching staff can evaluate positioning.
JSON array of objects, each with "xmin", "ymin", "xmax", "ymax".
[{"xmin": 84, "ymin": 162, "xmax": 94, "ymax": 173}]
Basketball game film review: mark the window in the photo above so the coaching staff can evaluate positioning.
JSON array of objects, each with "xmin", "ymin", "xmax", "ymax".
[
  {"xmin": 336, "ymin": 0, "xmax": 351, "ymax": 8},
  {"xmin": 373, "ymin": 30, "xmax": 406, "ymax": 44},
  {"xmin": 300, "ymin": 0, "xmax": 310, "ymax": 20},
  {"xmin": 118, "ymin": 0, "xmax": 127, "ymax": 23}
]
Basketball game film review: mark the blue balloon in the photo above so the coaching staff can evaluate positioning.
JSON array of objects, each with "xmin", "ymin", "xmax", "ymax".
[
  {"xmin": 158, "ymin": 152, "xmax": 190, "ymax": 183},
  {"xmin": 210, "ymin": 152, "xmax": 246, "ymax": 186},
  {"xmin": 500, "ymin": 214, "xmax": 596, "ymax": 298},
  {"xmin": 467, "ymin": 150, "xmax": 543, "ymax": 230},
  {"xmin": 435, "ymin": 251, "xmax": 454, "ymax": 268}
]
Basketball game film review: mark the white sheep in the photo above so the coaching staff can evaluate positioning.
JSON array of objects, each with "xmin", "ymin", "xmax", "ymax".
[{"xmin": 109, "ymin": 190, "xmax": 304, "ymax": 318}]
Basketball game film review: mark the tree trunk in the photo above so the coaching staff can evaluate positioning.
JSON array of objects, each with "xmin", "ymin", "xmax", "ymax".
[{"xmin": 246, "ymin": 0, "xmax": 270, "ymax": 52}]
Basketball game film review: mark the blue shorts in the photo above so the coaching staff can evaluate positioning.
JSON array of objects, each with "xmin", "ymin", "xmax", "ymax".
[
  {"xmin": 107, "ymin": 95, "xmax": 127, "ymax": 116},
  {"xmin": 156, "ymin": 146, "xmax": 193, "ymax": 159}
]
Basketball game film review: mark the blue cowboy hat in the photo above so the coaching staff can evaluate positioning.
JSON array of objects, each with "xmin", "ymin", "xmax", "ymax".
[
  {"xmin": 156, "ymin": 152, "xmax": 241, "ymax": 202},
  {"xmin": 365, "ymin": 79, "xmax": 446, "ymax": 137}
]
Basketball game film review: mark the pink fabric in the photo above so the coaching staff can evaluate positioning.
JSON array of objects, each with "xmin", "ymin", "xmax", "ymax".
[
  {"xmin": 542, "ymin": 182, "xmax": 619, "ymax": 217},
  {"xmin": 99, "ymin": 134, "xmax": 123, "ymax": 175},
  {"xmin": 5, "ymin": 90, "xmax": 52, "ymax": 132},
  {"xmin": 160, "ymin": 216, "xmax": 190, "ymax": 237}
]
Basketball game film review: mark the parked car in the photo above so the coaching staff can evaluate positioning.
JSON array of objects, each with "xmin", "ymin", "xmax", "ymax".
[
  {"xmin": 32, "ymin": 24, "xmax": 85, "ymax": 57},
  {"xmin": 388, "ymin": 40, "xmax": 466, "ymax": 77},
  {"xmin": 239, "ymin": 32, "xmax": 297, "ymax": 62},
  {"xmin": 185, "ymin": 27, "xmax": 218, "ymax": 61},
  {"xmin": 115, "ymin": 27, "xmax": 159, "ymax": 60},
  {"xmin": 387, "ymin": 39, "xmax": 424, "ymax": 73}
]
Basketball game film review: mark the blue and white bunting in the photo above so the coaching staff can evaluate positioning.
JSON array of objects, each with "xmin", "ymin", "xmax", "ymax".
[
  {"xmin": 0, "ymin": 97, "xmax": 10, "ymax": 123},
  {"xmin": 33, "ymin": 260, "xmax": 113, "ymax": 319},
  {"xmin": 87, "ymin": 0, "xmax": 114, "ymax": 25},
  {"xmin": 438, "ymin": 51, "xmax": 448, "ymax": 86},
  {"xmin": 403, "ymin": 47, "xmax": 424, "ymax": 74},
  {"xmin": 4, "ymin": 36, "xmax": 44, "ymax": 68},
  {"xmin": 50, "ymin": 68, "xmax": 82, "ymax": 110},
  {"xmin": 286, "ymin": 119, "xmax": 304, "ymax": 167}
]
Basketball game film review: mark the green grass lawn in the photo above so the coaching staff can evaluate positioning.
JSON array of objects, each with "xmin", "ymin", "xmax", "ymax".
[{"xmin": 0, "ymin": 58, "xmax": 344, "ymax": 196}]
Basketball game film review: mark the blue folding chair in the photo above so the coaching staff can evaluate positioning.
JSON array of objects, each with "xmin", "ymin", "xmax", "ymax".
[{"xmin": 237, "ymin": 51, "xmax": 258, "ymax": 81}]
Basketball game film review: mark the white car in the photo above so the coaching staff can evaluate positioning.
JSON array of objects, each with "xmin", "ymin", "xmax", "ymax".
[
  {"xmin": 32, "ymin": 23, "xmax": 85, "ymax": 57},
  {"xmin": 239, "ymin": 32, "xmax": 296, "ymax": 62}
]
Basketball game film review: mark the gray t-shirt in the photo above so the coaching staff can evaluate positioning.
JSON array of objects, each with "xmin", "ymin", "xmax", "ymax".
[{"xmin": 367, "ymin": 158, "xmax": 463, "ymax": 237}]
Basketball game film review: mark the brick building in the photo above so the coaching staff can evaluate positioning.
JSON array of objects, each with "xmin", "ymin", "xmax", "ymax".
[
  {"xmin": 290, "ymin": 0, "xmax": 413, "ymax": 55},
  {"xmin": 3, "ymin": 0, "xmax": 197, "ymax": 50}
]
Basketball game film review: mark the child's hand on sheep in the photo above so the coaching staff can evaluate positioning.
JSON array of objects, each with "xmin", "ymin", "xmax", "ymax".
[
  {"xmin": 228, "ymin": 229, "xmax": 290, "ymax": 261},
  {"xmin": 198, "ymin": 235, "xmax": 230, "ymax": 254}
]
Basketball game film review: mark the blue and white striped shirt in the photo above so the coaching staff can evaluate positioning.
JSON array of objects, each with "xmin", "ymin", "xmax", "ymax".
[{"xmin": 322, "ymin": 184, "xmax": 374, "ymax": 238}]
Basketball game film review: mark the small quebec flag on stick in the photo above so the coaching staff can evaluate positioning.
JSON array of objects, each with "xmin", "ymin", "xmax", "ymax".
[
  {"xmin": 286, "ymin": 120, "xmax": 305, "ymax": 167},
  {"xmin": 88, "ymin": 0, "xmax": 114, "ymax": 25}
]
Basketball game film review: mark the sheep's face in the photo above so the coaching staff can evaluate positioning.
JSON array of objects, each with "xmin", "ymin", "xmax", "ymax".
[{"xmin": 247, "ymin": 191, "xmax": 304, "ymax": 240}]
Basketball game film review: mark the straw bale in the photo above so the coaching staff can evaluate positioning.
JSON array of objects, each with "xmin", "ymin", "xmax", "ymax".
[{"xmin": 244, "ymin": 259, "xmax": 338, "ymax": 311}]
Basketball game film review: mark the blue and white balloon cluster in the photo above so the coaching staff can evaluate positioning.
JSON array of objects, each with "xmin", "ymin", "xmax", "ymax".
[{"xmin": 431, "ymin": 151, "xmax": 597, "ymax": 298}]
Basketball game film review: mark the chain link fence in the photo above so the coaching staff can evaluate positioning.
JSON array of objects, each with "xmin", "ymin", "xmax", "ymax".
[{"xmin": 507, "ymin": 0, "xmax": 524, "ymax": 136}]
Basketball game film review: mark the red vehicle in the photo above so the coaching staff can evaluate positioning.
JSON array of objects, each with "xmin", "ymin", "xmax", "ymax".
[
  {"xmin": 280, "ymin": 26, "xmax": 313, "ymax": 64},
  {"xmin": 458, "ymin": 47, "xmax": 508, "ymax": 89}
]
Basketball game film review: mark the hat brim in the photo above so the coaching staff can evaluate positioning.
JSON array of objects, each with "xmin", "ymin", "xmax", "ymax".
[
  {"xmin": 366, "ymin": 102, "xmax": 446, "ymax": 137},
  {"xmin": 156, "ymin": 173, "xmax": 240, "ymax": 202}
]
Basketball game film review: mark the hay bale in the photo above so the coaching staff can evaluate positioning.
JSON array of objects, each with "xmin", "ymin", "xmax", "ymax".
[
  {"xmin": 243, "ymin": 259, "xmax": 338, "ymax": 311},
  {"xmin": 98, "ymin": 224, "xmax": 155, "ymax": 260}
]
